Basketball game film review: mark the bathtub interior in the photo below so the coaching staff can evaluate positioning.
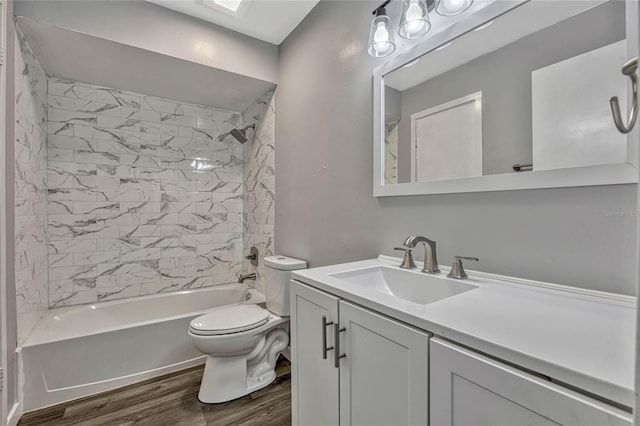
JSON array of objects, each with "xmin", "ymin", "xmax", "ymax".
[
  {"xmin": 24, "ymin": 284, "xmax": 264, "ymax": 347},
  {"xmin": 21, "ymin": 285, "xmax": 269, "ymax": 412}
]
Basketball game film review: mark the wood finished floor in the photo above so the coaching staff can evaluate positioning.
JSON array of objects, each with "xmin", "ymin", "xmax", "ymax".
[{"xmin": 19, "ymin": 357, "xmax": 291, "ymax": 426}]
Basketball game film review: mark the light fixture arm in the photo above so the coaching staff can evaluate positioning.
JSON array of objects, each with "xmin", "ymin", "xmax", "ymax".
[{"xmin": 372, "ymin": 1, "xmax": 392, "ymax": 15}]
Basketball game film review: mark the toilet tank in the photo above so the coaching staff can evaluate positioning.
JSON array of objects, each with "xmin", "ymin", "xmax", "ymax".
[{"xmin": 263, "ymin": 255, "xmax": 307, "ymax": 316}]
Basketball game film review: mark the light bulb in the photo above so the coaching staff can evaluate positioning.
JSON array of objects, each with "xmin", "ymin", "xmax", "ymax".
[
  {"xmin": 404, "ymin": 2, "xmax": 426, "ymax": 33},
  {"xmin": 442, "ymin": 0, "xmax": 464, "ymax": 11},
  {"xmin": 435, "ymin": 0, "xmax": 473, "ymax": 16},
  {"xmin": 399, "ymin": 0, "xmax": 430, "ymax": 39},
  {"xmin": 406, "ymin": 0, "xmax": 422, "ymax": 20},
  {"xmin": 404, "ymin": 20, "xmax": 427, "ymax": 35},
  {"xmin": 374, "ymin": 21, "xmax": 390, "ymax": 44},
  {"xmin": 373, "ymin": 23, "xmax": 393, "ymax": 55}
]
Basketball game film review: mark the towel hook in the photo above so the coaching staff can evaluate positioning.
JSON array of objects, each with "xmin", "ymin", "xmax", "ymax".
[{"xmin": 610, "ymin": 57, "xmax": 638, "ymax": 134}]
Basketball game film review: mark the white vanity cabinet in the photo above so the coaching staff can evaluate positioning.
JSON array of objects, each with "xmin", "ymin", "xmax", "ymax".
[
  {"xmin": 291, "ymin": 259, "xmax": 634, "ymax": 426},
  {"xmin": 430, "ymin": 338, "xmax": 632, "ymax": 426},
  {"xmin": 290, "ymin": 281, "xmax": 430, "ymax": 426},
  {"xmin": 291, "ymin": 280, "xmax": 340, "ymax": 426}
]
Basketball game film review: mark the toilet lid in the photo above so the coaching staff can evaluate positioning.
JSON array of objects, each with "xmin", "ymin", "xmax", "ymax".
[{"xmin": 189, "ymin": 305, "xmax": 270, "ymax": 336}]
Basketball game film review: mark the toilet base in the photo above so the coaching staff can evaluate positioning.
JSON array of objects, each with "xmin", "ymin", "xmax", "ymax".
[
  {"xmin": 197, "ymin": 328, "xmax": 288, "ymax": 404},
  {"xmin": 198, "ymin": 355, "xmax": 277, "ymax": 403}
]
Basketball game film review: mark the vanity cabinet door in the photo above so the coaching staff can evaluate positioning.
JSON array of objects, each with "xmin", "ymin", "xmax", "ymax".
[
  {"xmin": 430, "ymin": 338, "xmax": 633, "ymax": 426},
  {"xmin": 337, "ymin": 301, "xmax": 430, "ymax": 426},
  {"xmin": 290, "ymin": 281, "xmax": 340, "ymax": 426}
]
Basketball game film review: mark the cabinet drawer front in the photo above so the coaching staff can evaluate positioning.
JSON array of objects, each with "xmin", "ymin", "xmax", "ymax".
[
  {"xmin": 430, "ymin": 338, "xmax": 632, "ymax": 426},
  {"xmin": 291, "ymin": 281, "xmax": 340, "ymax": 426},
  {"xmin": 339, "ymin": 300, "xmax": 431, "ymax": 426}
]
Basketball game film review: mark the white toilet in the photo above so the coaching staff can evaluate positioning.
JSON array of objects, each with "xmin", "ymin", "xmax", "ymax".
[{"xmin": 188, "ymin": 255, "xmax": 306, "ymax": 403}]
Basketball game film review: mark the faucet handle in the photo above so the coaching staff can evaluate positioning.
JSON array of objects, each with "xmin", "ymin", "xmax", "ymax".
[
  {"xmin": 394, "ymin": 247, "xmax": 417, "ymax": 269},
  {"xmin": 454, "ymin": 256, "xmax": 479, "ymax": 261},
  {"xmin": 447, "ymin": 256, "xmax": 479, "ymax": 279}
]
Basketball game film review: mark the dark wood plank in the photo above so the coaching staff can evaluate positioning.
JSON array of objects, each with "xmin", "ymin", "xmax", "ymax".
[
  {"xmin": 201, "ymin": 375, "xmax": 291, "ymax": 426},
  {"xmin": 19, "ymin": 357, "xmax": 291, "ymax": 426},
  {"xmin": 19, "ymin": 365, "xmax": 206, "ymax": 425},
  {"xmin": 14, "ymin": 405, "xmax": 66, "ymax": 425},
  {"xmin": 63, "ymin": 368, "xmax": 203, "ymax": 420},
  {"xmin": 71, "ymin": 390, "xmax": 207, "ymax": 426}
]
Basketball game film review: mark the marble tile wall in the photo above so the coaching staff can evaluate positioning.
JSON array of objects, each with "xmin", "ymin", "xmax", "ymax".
[
  {"xmin": 15, "ymin": 28, "xmax": 49, "ymax": 342},
  {"xmin": 384, "ymin": 121, "xmax": 398, "ymax": 184},
  {"xmin": 46, "ymin": 79, "xmax": 249, "ymax": 307},
  {"xmin": 242, "ymin": 91, "xmax": 275, "ymax": 294}
]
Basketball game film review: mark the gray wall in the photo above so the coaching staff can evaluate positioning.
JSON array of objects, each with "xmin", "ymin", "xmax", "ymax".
[
  {"xmin": 384, "ymin": 86, "xmax": 401, "ymax": 122},
  {"xmin": 276, "ymin": 0, "xmax": 638, "ymax": 295},
  {"xmin": 396, "ymin": 0, "xmax": 625, "ymax": 181},
  {"xmin": 13, "ymin": 0, "xmax": 279, "ymax": 83}
]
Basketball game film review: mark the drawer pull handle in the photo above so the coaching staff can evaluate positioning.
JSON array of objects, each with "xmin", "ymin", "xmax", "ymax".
[
  {"xmin": 334, "ymin": 324, "xmax": 346, "ymax": 368},
  {"xmin": 322, "ymin": 316, "xmax": 334, "ymax": 359}
]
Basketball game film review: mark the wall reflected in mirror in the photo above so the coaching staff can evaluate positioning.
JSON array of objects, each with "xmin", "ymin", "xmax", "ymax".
[{"xmin": 383, "ymin": 0, "xmax": 628, "ymax": 185}]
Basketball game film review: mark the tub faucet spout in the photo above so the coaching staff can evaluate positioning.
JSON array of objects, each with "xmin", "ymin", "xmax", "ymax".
[{"xmin": 238, "ymin": 273, "xmax": 257, "ymax": 283}]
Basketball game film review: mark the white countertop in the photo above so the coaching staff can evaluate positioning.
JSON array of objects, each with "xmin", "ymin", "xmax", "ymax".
[{"xmin": 291, "ymin": 256, "xmax": 636, "ymax": 408}]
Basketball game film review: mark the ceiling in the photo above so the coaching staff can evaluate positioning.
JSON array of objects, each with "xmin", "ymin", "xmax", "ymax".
[
  {"xmin": 18, "ymin": 17, "xmax": 276, "ymax": 112},
  {"xmin": 145, "ymin": 0, "xmax": 320, "ymax": 45}
]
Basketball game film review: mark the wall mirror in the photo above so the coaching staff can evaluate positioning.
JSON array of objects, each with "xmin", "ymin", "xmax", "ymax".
[{"xmin": 373, "ymin": 0, "xmax": 639, "ymax": 196}]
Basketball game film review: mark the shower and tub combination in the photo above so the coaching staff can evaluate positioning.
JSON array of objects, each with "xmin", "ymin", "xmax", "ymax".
[
  {"xmin": 21, "ymin": 285, "xmax": 262, "ymax": 411},
  {"xmin": 13, "ymin": 16, "xmax": 279, "ymax": 413},
  {"xmin": 21, "ymin": 256, "xmax": 305, "ymax": 411}
]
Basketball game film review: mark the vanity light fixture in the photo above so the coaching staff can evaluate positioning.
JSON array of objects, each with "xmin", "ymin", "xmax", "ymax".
[
  {"xmin": 367, "ymin": 6, "xmax": 397, "ymax": 58},
  {"xmin": 368, "ymin": 0, "xmax": 473, "ymax": 57}
]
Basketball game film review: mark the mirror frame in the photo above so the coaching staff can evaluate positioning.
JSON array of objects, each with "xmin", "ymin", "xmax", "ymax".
[{"xmin": 373, "ymin": 0, "xmax": 639, "ymax": 197}]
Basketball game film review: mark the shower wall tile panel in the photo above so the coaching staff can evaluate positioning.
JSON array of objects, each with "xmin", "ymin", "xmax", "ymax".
[
  {"xmin": 242, "ymin": 91, "xmax": 276, "ymax": 294},
  {"xmin": 385, "ymin": 121, "xmax": 398, "ymax": 184},
  {"xmin": 15, "ymin": 29, "xmax": 49, "ymax": 342},
  {"xmin": 46, "ymin": 79, "xmax": 247, "ymax": 307}
]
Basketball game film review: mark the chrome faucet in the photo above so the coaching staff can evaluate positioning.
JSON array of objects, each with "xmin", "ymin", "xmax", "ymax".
[
  {"xmin": 238, "ymin": 273, "xmax": 256, "ymax": 283},
  {"xmin": 403, "ymin": 236, "xmax": 440, "ymax": 274}
]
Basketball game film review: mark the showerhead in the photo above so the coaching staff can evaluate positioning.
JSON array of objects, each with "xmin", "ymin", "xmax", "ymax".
[
  {"xmin": 229, "ymin": 128, "xmax": 248, "ymax": 144},
  {"xmin": 229, "ymin": 124, "xmax": 256, "ymax": 144}
]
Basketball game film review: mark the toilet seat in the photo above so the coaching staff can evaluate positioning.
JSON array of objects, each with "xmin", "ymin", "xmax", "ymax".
[{"xmin": 189, "ymin": 304, "xmax": 271, "ymax": 336}]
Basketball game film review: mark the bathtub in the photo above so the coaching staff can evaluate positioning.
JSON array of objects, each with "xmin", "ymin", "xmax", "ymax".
[{"xmin": 20, "ymin": 284, "xmax": 265, "ymax": 412}]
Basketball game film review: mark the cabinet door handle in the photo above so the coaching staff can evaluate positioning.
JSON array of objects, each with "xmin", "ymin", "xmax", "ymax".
[
  {"xmin": 334, "ymin": 323, "xmax": 346, "ymax": 368},
  {"xmin": 321, "ymin": 316, "xmax": 334, "ymax": 359}
]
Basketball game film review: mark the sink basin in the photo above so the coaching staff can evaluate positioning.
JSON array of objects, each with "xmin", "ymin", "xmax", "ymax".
[{"xmin": 329, "ymin": 266, "xmax": 478, "ymax": 305}]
